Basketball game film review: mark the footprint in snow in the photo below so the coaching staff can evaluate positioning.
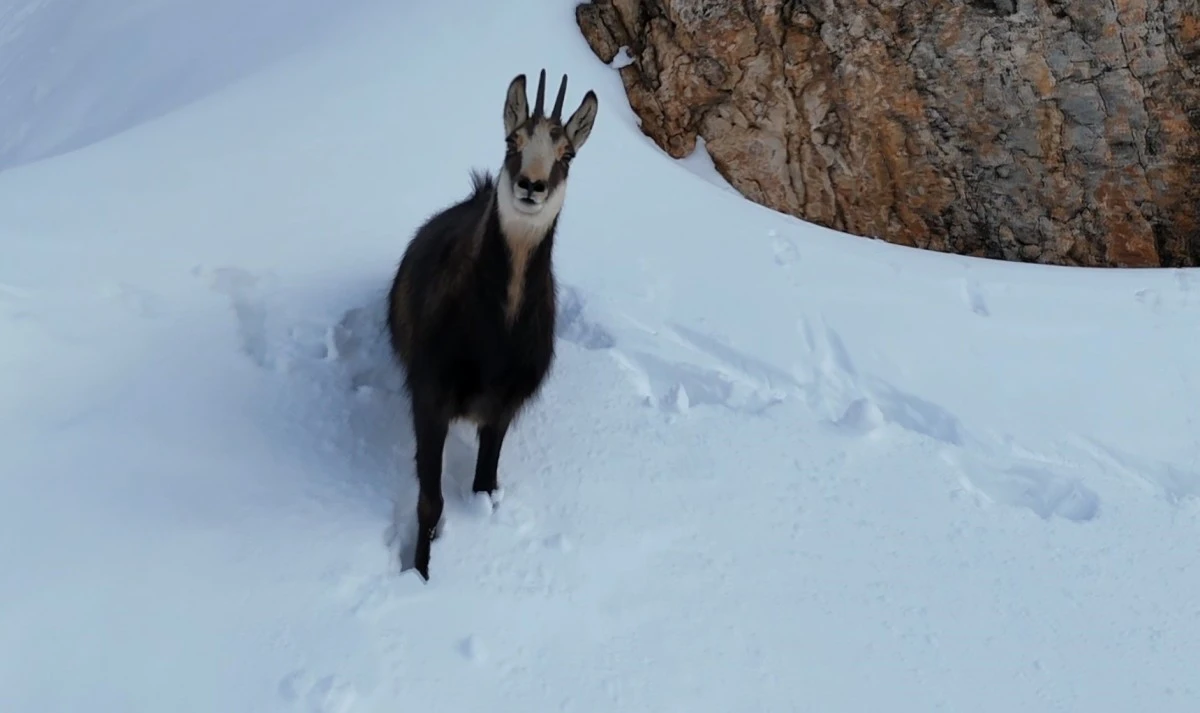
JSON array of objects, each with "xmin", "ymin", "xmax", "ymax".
[
  {"xmin": 612, "ymin": 321, "xmax": 798, "ymax": 416},
  {"xmin": 959, "ymin": 462, "xmax": 1100, "ymax": 522},
  {"xmin": 1134, "ymin": 288, "xmax": 1164, "ymax": 313},
  {"xmin": 1175, "ymin": 269, "xmax": 1194, "ymax": 299},
  {"xmin": 458, "ymin": 635, "xmax": 488, "ymax": 663},
  {"xmin": 197, "ymin": 271, "xmax": 585, "ymax": 576},
  {"xmin": 328, "ymin": 302, "xmax": 407, "ymax": 396},
  {"xmin": 1068, "ymin": 436, "xmax": 1200, "ymax": 507},
  {"xmin": 768, "ymin": 229, "xmax": 801, "ymax": 268},
  {"xmin": 555, "ymin": 283, "xmax": 616, "ymax": 351},
  {"xmin": 556, "ymin": 278, "xmax": 802, "ymax": 416},
  {"xmin": 946, "ymin": 443, "xmax": 1100, "ymax": 523},
  {"xmin": 278, "ymin": 670, "xmax": 358, "ymax": 713},
  {"xmin": 198, "ymin": 266, "xmax": 406, "ymax": 399},
  {"xmin": 797, "ymin": 314, "xmax": 965, "ymax": 446},
  {"xmin": 199, "ymin": 265, "xmax": 275, "ymax": 369},
  {"xmin": 1135, "ymin": 271, "xmax": 1197, "ymax": 315},
  {"xmin": 960, "ymin": 277, "xmax": 990, "ymax": 317}
]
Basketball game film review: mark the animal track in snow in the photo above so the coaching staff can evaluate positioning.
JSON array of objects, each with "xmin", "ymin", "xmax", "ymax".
[
  {"xmin": 794, "ymin": 314, "xmax": 1102, "ymax": 522},
  {"xmin": 611, "ymin": 323, "xmax": 797, "ymax": 416},
  {"xmin": 1069, "ymin": 436, "xmax": 1200, "ymax": 506},
  {"xmin": 458, "ymin": 635, "xmax": 488, "ymax": 663},
  {"xmin": 1134, "ymin": 287, "xmax": 1164, "ymax": 312},
  {"xmin": 200, "ymin": 265, "xmax": 347, "ymax": 376},
  {"xmin": 199, "ymin": 270, "xmax": 418, "ymax": 534},
  {"xmin": 200, "ymin": 265, "xmax": 276, "ymax": 369},
  {"xmin": 955, "ymin": 457, "xmax": 1100, "ymax": 523},
  {"xmin": 556, "ymin": 284, "xmax": 616, "ymax": 351},
  {"xmin": 328, "ymin": 302, "xmax": 406, "ymax": 397},
  {"xmin": 1135, "ymin": 270, "xmax": 1198, "ymax": 315},
  {"xmin": 960, "ymin": 277, "xmax": 990, "ymax": 317},
  {"xmin": 1174, "ymin": 268, "xmax": 1194, "ymax": 299},
  {"xmin": 197, "ymin": 267, "xmax": 553, "ymax": 578},
  {"xmin": 797, "ymin": 315, "xmax": 964, "ymax": 446},
  {"xmin": 768, "ymin": 229, "xmax": 801, "ymax": 268},
  {"xmin": 279, "ymin": 670, "xmax": 358, "ymax": 713},
  {"xmin": 199, "ymin": 266, "xmax": 404, "ymax": 403},
  {"xmin": 550, "ymin": 284, "xmax": 794, "ymax": 415}
]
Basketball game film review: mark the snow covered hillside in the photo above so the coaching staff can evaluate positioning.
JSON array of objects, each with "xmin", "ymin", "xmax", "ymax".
[{"xmin": 2, "ymin": 1, "xmax": 1199, "ymax": 711}]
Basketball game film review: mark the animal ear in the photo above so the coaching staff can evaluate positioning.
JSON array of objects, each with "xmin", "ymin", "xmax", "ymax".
[
  {"xmin": 503, "ymin": 74, "xmax": 528, "ymax": 136},
  {"xmin": 564, "ymin": 90, "xmax": 598, "ymax": 151}
]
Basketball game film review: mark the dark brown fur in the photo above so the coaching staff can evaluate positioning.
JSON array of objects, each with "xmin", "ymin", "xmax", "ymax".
[{"xmin": 386, "ymin": 70, "xmax": 598, "ymax": 580}]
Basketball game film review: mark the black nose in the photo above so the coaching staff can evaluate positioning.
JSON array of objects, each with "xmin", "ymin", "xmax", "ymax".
[{"xmin": 517, "ymin": 176, "xmax": 546, "ymax": 193}]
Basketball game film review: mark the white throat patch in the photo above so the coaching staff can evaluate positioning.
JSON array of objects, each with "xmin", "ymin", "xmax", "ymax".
[
  {"xmin": 495, "ymin": 166, "xmax": 565, "ymax": 324},
  {"xmin": 496, "ymin": 166, "xmax": 566, "ymax": 247}
]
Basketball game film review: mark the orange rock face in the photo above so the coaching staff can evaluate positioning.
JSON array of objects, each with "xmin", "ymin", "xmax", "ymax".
[{"xmin": 576, "ymin": 0, "xmax": 1200, "ymax": 266}]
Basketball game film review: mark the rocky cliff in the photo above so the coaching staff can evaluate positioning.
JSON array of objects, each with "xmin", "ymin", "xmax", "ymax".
[{"xmin": 576, "ymin": 0, "xmax": 1200, "ymax": 267}]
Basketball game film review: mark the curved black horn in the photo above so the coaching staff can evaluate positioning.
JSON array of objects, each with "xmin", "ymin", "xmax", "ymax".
[
  {"xmin": 533, "ymin": 69, "xmax": 547, "ymax": 118},
  {"xmin": 551, "ymin": 74, "xmax": 568, "ymax": 119}
]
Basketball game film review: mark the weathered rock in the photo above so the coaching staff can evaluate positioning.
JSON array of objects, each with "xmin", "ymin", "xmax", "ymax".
[{"xmin": 576, "ymin": 0, "xmax": 1200, "ymax": 267}]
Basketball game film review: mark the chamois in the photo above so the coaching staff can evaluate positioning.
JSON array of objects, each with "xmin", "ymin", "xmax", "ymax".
[{"xmin": 386, "ymin": 69, "xmax": 599, "ymax": 580}]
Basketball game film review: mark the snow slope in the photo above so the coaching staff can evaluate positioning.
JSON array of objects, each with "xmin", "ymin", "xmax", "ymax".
[
  {"xmin": 0, "ymin": 0, "xmax": 376, "ymax": 171},
  {"xmin": 2, "ymin": 1, "xmax": 1199, "ymax": 711}
]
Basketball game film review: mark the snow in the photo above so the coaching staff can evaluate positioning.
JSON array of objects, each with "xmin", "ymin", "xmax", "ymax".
[{"xmin": 2, "ymin": 0, "xmax": 1199, "ymax": 710}]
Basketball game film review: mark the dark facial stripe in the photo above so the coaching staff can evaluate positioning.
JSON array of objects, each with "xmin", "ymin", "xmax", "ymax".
[{"xmin": 504, "ymin": 117, "xmax": 576, "ymax": 195}]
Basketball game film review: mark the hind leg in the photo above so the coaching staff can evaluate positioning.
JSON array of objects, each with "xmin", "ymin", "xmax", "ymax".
[
  {"xmin": 411, "ymin": 398, "xmax": 449, "ymax": 580},
  {"xmin": 473, "ymin": 417, "xmax": 510, "ymax": 495}
]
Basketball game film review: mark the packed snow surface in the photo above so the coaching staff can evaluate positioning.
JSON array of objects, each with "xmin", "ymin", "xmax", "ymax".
[{"xmin": 2, "ymin": 1, "xmax": 1199, "ymax": 711}]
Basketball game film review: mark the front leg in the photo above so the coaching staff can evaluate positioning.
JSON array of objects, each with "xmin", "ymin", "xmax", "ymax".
[
  {"xmin": 473, "ymin": 418, "xmax": 511, "ymax": 495},
  {"xmin": 411, "ymin": 400, "xmax": 449, "ymax": 581}
]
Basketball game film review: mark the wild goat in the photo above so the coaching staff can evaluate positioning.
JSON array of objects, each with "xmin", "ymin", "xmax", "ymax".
[{"xmin": 386, "ymin": 69, "xmax": 598, "ymax": 580}]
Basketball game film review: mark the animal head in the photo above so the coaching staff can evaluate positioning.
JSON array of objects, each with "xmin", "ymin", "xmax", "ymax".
[{"xmin": 499, "ymin": 69, "xmax": 598, "ymax": 222}]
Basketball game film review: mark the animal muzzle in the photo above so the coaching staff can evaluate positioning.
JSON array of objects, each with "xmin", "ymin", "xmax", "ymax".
[{"xmin": 514, "ymin": 175, "xmax": 548, "ymax": 205}]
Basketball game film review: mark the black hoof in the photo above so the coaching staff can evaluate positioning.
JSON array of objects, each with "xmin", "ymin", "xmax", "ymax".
[{"xmin": 413, "ymin": 526, "xmax": 436, "ymax": 581}]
